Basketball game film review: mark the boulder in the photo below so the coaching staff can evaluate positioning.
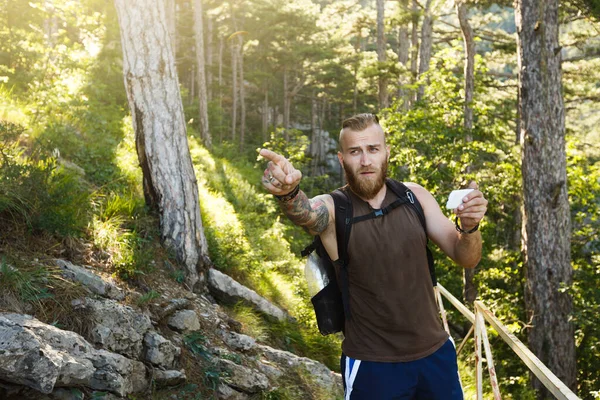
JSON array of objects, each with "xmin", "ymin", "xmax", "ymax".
[
  {"xmin": 222, "ymin": 331, "xmax": 255, "ymax": 352},
  {"xmin": 143, "ymin": 331, "xmax": 181, "ymax": 369},
  {"xmin": 218, "ymin": 359, "xmax": 269, "ymax": 394},
  {"xmin": 167, "ymin": 310, "xmax": 200, "ymax": 332},
  {"xmin": 0, "ymin": 313, "xmax": 148, "ymax": 397},
  {"xmin": 82, "ymin": 298, "xmax": 153, "ymax": 359},
  {"xmin": 207, "ymin": 269, "xmax": 288, "ymax": 321},
  {"xmin": 256, "ymin": 344, "xmax": 342, "ymax": 394},
  {"xmin": 56, "ymin": 260, "xmax": 124, "ymax": 300},
  {"xmin": 217, "ymin": 383, "xmax": 250, "ymax": 400},
  {"xmin": 153, "ymin": 369, "xmax": 186, "ymax": 387}
]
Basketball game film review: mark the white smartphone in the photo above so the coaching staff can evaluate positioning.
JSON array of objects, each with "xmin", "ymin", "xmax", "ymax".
[{"xmin": 446, "ymin": 189, "xmax": 474, "ymax": 209}]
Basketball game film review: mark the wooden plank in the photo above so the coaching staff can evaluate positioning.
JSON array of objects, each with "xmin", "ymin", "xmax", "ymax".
[
  {"xmin": 435, "ymin": 286, "xmax": 450, "ymax": 334},
  {"xmin": 475, "ymin": 308, "xmax": 483, "ymax": 400},
  {"xmin": 437, "ymin": 284, "xmax": 475, "ymax": 323},
  {"xmin": 474, "ymin": 301, "xmax": 580, "ymax": 400},
  {"xmin": 477, "ymin": 310, "xmax": 502, "ymax": 400},
  {"xmin": 457, "ymin": 324, "xmax": 474, "ymax": 356}
]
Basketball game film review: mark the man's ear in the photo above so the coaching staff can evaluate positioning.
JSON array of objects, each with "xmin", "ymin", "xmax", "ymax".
[
  {"xmin": 337, "ymin": 151, "xmax": 343, "ymax": 168},
  {"xmin": 387, "ymin": 145, "xmax": 391, "ymax": 159}
]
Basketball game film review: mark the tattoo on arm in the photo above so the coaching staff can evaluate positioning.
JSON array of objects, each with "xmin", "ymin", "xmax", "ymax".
[{"xmin": 279, "ymin": 191, "xmax": 329, "ymax": 234}]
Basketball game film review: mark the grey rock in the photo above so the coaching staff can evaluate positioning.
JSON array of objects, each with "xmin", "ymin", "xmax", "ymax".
[
  {"xmin": 153, "ymin": 369, "xmax": 186, "ymax": 387},
  {"xmin": 143, "ymin": 331, "xmax": 180, "ymax": 369},
  {"xmin": 257, "ymin": 344, "xmax": 342, "ymax": 394},
  {"xmin": 256, "ymin": 361, "xmax": 283, "ymax": 380},
  {"xmin": 167, "ymin": 310, "xmax": 200, "ymax": 332},
  {"xmin": 207, "ymin": 268, "xmax": 288, "ymax": 321},
  {"xmin": 56, "ymin": 260, "xmax": 124, "ymax": 300},
  {"xmin": 217, "ymin": 383, "xmax": 250, "ymax": 400},
  {"xmin": 84, "ymin": 298, "xmax": 153, "ymax": 359},
  {"xmin": 219, "ymin": 359, "xmax": 268, "ymax": 394},
  {"xmin": 222, "ymin": 331, "xmax": 255, "ymax": 352},
  {"xmin": 0, "ymin": 313, "xmax": 148, "ymax": 397}
]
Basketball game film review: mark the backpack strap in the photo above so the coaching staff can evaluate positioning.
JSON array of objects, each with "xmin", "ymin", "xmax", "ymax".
[
  {"xmin": 386, "ymin": 179, "xmax": 437, "ymax": 286},
  {"xmin": 331, "ymin": 187, "xmax": 353, "ymax": 319}
]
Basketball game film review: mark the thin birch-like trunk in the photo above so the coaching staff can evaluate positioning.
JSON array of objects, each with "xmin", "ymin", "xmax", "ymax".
[
  {"xmin": 376, "ymin": 0, "xmax": 388, "ymax": 109},
  {"xmin": 417, "ymin": 0, "xmax": 433, "ymax": 101},
  {"xmin": 193, "ymin": 0, "xmax": 211, "ymax": 148}
]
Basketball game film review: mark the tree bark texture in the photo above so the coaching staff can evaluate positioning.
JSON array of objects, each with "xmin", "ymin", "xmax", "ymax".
[
  {"xmin": 193, "ymin": 0, "xmax": 211, "ymax": 148},
  {"xmin": 456, "ymin": 0, "xmax": 474, "ymax": 137},
  {"xmin": 376, "ymin": 0, "xmax": 388, "ymax": 109},
  {"xmin": 283, "ymin": 66, "xmax": 290, "ymax": 133},
  {"xmin": 231, "ymin": 39, "xmax": 238, "ymax": 140},
  {"xmin": 206, "ymin": 15, "xmax": 213, "ymax": 102},
  {"xmin": 238, "ymin": 35, "xmax": 246, "ymax": 150},
  {"xmin": 515, "ymin": 0, "xmax": 577, "ymax": 394},
  {"xmin": 397, "ymin": 0, "xmax": 410, "ymax": 109},
  {"xmin": 417, "ymin": 0, "xmax": 433, "ymax": 102},
  {"xmin": 114, "ymin": 0, "xmax": 210, "ymax": 290},
  {"xmin": 164, "ymin": 0, "xmax": 176, "ymax": 55},
  {"xmin": 456, "ymin": 0, "xmax": 476, "ymax": 306}
]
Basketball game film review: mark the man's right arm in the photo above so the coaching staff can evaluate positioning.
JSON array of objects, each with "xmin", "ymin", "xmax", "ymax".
[
  {"xmin": 277, "ymin": 192, "xmax": 333, "ymax": 236},
  {"xmin": 259, "ymin": 148, "xmax": 334, "ymax": 236}
]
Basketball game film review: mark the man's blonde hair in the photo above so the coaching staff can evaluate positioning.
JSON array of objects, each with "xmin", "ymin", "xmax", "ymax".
[{"xmin": 340, "ymin": 113, "xmax": 380, "ymax": 133}]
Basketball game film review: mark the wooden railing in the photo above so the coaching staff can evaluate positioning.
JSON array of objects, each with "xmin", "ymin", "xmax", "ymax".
[{"xmin": 435, "ymin": 284, "xmax": 580, "ymax": 400}]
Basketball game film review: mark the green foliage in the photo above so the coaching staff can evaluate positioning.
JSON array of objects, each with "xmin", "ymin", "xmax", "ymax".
[
  {"xmin": 136, "ymin": 290, "xmax": 160, "ymax": 306},
  {"xmin": 0, "ymin": 120, "xmax": 90, "ymax": 236}
]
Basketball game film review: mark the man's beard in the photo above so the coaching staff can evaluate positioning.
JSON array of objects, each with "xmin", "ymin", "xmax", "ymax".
[{"xmin": 343, "ymin": 158, "xmax": 388, "ymax": 200}]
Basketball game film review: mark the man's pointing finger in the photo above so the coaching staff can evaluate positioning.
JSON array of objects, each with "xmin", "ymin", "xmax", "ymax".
[{"xmin": 259, "ymin": 148, "xmax": 284, "ymax": 164}]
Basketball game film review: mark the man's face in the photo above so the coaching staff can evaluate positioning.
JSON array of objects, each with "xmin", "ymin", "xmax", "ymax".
[{"xmin": 338, "ymin": 124, "xmax": 390, "ymax": 200}]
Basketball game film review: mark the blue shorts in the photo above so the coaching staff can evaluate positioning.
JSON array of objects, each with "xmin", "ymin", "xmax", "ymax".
[{"xmin": 341, "ymin": 339, "xmax": 463, "ymax": 400}]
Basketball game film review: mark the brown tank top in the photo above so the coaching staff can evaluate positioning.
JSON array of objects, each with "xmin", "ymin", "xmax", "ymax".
[{"xmin": 340, "ymin": 186, "xmax": 448, "ymax": 362}]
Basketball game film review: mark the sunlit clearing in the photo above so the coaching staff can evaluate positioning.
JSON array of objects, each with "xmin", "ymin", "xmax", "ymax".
[{"xmin": 115, "ymin": 116, "xmax": 143, "ymax": 190}]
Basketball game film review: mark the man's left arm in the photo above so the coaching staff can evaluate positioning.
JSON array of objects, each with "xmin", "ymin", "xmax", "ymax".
[{"xmin": 407, "ymin": 182, "xmax": 487, "ymax": 269}]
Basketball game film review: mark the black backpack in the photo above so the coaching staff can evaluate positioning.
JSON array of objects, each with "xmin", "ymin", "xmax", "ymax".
[{"xmin": 301, "ymin": 178, "xmax": 437, "ymax": 336}]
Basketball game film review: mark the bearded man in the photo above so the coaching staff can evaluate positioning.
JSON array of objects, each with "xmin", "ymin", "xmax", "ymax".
[{"xmin": 260, "ymin": 113, "xmax": 487, "ymax": 400}]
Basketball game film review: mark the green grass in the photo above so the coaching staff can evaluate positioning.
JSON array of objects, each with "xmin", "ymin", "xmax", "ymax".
[{"xmin": 190, "ymin": 139, "xmax": 342, "ymax": 371}]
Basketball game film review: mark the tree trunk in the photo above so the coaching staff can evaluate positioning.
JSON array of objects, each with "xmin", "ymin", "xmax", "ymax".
[
  {"xmin": 238, "ymin": 35, "xmax": 246, "ymax": 151},
  {"xmin": 376, "ymin": 0, "xmax": 388, "ymax": 109},
  {"xmin": 417, "ymin": 0, "xmax": 433, "ymax": 102},
  {"xmin": 165, "ymin": 0, "xmax": 176, "ymax": 55},
  {"xmin": 206, "ymin": 15, "xmax": 213, "ymax": 102},
  {"xmin": 262, "ymin": 84, "xmax": 269, "ymax": 142},
  {"xmin": 189, "ymin": 63, "xmax": 195, "ymax": 105},
  {"xmin": 456, "ymin": 0, "xmax": 474, "ymax": 137},
  {"xmin": 114, "ymin": 0, "xmax": 210, "ymax": 291},
  {"xmin": 193, "ymin": 0, "xmax": 211, "ymax": 148},
  {"xmin": 456, "ymin": 0, "xmax": 476, "ymax": 306},
  {"xmin": 231, "ymin": 39, "xmax": 238, "ymax": 140},
  {"xmin": 310, "ymin": 90, "xmax": 318, "ymax": 175},
  {"xmin": 410, "ymin": 0, "xmax": 419, "ymax": 105},
  {"xmin": 283, "ymin": 66, "xmax": 290, "ymax": 136},
  {"xmin": 397, "ymin": 0, "xmax": 410, "ymax": 109},
  {"xmin": 515, "ymin": 0, "xmax": 577, "ymax": 395}
]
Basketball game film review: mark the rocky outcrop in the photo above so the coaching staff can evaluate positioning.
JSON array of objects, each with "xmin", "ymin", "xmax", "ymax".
[
  {"xmin": 257, "ymin": 344, "xmax": 342, "ymax": 394},
  {"xmin": 218, "ymin": 359, "xmax": 269, "ymax": 394},
  {"xmin": 0, "ymin": 313, "xmax": 148, "ymax": 397},
  {"xmin": 76, "ymin": 298, "xmax": 152, "ymax": 359},
  {"xmin": 56, "ymin": 260, "xmax": 124, "ymax": 300},
  {"xmin": 207, "ymin": 268, "xmax": 288, "ymax": 321},
  {"xmin": 143, "ymin": 331, "xmax": 181, "ymax": 369},
  {"xmin": 0, "ymin": 260, "xmax": 342, "ymax": 399},
  {"xmin": 167, "ymin": 309, "xmax": 201, "ymax": 332}
]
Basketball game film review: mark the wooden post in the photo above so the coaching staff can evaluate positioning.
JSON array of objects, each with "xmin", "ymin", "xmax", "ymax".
[
  {"xmin": 475, "ymin": 307, "xmax": 483, "ymax": 400},
  {"xmin": 435, "ymin": 286, "xmax": 450, "ymax": 334},
  {"xmin": 477, "ymin": 307, "xmax": 502, "ymax": 399}
]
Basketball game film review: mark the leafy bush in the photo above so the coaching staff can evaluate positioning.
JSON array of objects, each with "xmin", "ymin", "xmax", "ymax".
[{"xmin": 0, "ymin": 120, "xmax": 90, "ymax": 236}]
